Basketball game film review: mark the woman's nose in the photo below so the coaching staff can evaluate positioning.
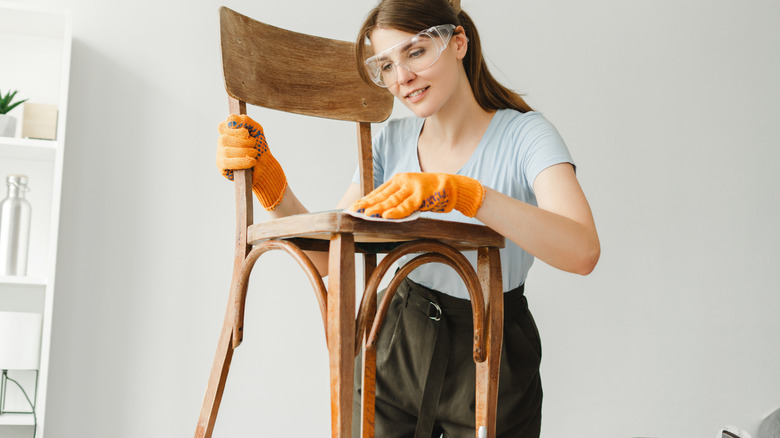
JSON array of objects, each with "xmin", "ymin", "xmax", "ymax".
[{"xmin": 395, "ymin": 63, "xmax": 415, "ymax": 85}]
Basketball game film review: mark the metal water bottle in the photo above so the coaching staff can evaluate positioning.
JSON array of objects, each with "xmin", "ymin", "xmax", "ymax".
[{"xmin": 0, "ymin": 175, "xmax": 32, "ymax": 276}]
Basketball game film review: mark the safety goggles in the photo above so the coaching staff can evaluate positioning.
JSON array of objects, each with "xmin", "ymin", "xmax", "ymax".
[{"xmin": 364, "ymin": 24, "xmax": 457, "ymax": 87}]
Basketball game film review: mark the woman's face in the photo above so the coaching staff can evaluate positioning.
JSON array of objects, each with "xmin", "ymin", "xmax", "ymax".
[{"xmin": 368, "ymin": 27, "xmax": 465, "ymax": 118}]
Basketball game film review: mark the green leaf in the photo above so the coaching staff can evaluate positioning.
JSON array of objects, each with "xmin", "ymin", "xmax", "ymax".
[
  {"xmin": 0, "ymin": 89, "xmax": 27, "ymax": 114},
  {"xmin": 3, "ymin": 99, "xmax": 28, "ymax": 114},
  {"xmin": 0, "ymin": 91, "xmax": 11, "ymax": 108}
]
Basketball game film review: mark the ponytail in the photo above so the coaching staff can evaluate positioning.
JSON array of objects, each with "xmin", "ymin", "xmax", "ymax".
[{"xmin": 457, "ymin": 10, "xmax": 533, "ymax": 113}]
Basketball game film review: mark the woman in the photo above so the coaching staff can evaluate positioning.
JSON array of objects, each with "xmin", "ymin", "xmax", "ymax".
[{"xmin": 216, "ymin": 0, "xmax": 599, "ymax": 436}]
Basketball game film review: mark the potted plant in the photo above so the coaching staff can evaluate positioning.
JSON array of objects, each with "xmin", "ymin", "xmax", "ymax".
[{"xmin": 0, "ymin": 88, "xmax": 28, "ymax": 137}]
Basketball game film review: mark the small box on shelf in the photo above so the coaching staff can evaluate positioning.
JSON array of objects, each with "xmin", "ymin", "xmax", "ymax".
[{"xmin": 21, "ymin": 103, "xmax": 58, "ymax": 141}]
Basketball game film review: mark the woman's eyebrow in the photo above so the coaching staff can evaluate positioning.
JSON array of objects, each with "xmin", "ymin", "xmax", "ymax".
[
  {"xmin": 401, "ymin": 35, "xmax": 424, "ymax": 52},
  {"xmin": 374, "ymin": 36, "xmax": 420, "ymax": 61}
]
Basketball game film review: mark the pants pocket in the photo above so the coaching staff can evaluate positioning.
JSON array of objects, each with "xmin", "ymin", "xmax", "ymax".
[{"xmin": 500, "ymin": 309, "xmax": 542, "ymax": 393}]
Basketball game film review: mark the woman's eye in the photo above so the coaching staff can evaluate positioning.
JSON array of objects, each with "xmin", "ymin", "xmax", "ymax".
[
  {"xmin": 409, "ymin": 48, "xmax": 426, "ymax": 59},
  {"xmin": 380, "ymin": 62, "xmax": 394, "ymax": 72}
]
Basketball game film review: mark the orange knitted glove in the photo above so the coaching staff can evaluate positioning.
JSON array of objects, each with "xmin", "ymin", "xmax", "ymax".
[
  {"xmin": 350, "ymin": 172, "xmax": 485, "ymax": 219},
  {"xmin": 216, "ymin": 114, "xmax": 287, "ymax": 210}
]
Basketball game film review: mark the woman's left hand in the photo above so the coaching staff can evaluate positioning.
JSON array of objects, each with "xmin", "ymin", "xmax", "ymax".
[{"xmin": 349, "ymin": 172, "xmax": 485, "ymax": 219}]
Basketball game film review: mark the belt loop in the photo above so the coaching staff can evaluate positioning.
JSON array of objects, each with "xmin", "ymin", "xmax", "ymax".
[{"xmin": 400, "ymin": 279, "xmax": 412, "ymax": 308}]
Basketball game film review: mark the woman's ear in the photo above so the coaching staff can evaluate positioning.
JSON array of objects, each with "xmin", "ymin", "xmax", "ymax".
[{"xmin": 453, "ymin": 25, "xmax": 468, "ymax": 60}]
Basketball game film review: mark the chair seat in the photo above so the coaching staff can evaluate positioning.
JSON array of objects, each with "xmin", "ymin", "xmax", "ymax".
[{"xmin": 247, "ymin": 210, "xmax": 505, "ymax": 251}]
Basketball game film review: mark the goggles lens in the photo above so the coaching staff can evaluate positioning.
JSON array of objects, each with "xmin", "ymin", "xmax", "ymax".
[{"xmin": 364, "ymin": 24, "xmax": 456, "ymax": 87}]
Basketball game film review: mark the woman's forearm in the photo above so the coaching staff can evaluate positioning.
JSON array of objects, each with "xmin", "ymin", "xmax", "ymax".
[{"xmin": 476, "ymin": 175, "xmax": 600, "ymax": 275}]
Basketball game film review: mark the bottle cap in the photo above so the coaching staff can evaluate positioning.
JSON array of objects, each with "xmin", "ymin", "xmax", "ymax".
[{"xmin": 6, "ymin": 175, "xmax": 28, "ymax": 186}]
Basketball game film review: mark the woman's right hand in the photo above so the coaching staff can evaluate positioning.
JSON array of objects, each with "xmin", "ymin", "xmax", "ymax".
[{"xmin": 216, "ymin": 114, "xmax": 287, "ymax": 211}]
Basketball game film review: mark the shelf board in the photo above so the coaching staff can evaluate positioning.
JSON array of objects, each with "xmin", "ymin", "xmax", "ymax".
[
  {"xmin": 0, "ymin": 413, "xmax": 35, "ymax": 426},
  {"xmin": 0, "ymin": 276, "xmax": 47, "ymax": 288},
  {"xmin": 0, "ymin": 137, "xmax": 57, "ymax": 161}
]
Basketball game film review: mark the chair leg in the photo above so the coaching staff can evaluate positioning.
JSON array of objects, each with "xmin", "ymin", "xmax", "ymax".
[
  {"xmin": 328, "ymin": 234, "xmax": 356, "ymax": 438},
  {"xmin": 475, "ymin": 247, "xmax": 504, "ymax": 438},
  {"xmin": 195, "ymin": 311, "xmax": 236, "ymax": 438},
  {"xmin": 195, "ymin": 145, "xmax": 251, "ymax": 437},
  {"xmin": 360, "ymin": 254, "xmax": 377, "ymax": 438}
]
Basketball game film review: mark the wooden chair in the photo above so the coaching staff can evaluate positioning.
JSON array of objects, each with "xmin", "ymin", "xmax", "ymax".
[{"xmin": 195, "ymin": 7, "xmax": 507, "ymax": 438}]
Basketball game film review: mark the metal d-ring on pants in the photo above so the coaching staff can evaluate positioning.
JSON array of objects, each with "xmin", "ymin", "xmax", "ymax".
[{"xmin": 353, "ymin": 277, "xmax": 543, "ymax": 438}]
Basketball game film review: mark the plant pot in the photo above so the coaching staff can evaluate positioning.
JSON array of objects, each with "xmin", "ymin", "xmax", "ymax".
[{"xmin": 0, "ymin": 114, "xmax": 17, "ymax": 137}]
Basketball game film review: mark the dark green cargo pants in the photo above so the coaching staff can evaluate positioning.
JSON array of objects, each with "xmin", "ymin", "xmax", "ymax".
[{"xmin": 353, "ymin": 278, "xmax": 543, "ymax": 438}]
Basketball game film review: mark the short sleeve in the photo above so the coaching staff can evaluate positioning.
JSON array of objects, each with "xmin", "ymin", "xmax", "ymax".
[{"xmin": 515, "ymin": 113, "xmax": 574, "ymax": 190}]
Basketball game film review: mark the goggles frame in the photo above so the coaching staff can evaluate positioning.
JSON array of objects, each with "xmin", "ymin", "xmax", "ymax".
[{"xmin": 364, "ymin": 24, "xmax": 457, "ymax": 87}]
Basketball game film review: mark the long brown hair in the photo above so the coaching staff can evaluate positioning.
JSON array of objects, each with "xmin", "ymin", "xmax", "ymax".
[{"xmin": 355, "ymin": 0, "xmax": 533, "ymax": 113}]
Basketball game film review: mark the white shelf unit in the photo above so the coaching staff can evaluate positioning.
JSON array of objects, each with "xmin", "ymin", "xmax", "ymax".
[{"xmin": 0, "ymin": 2, "xmax": 72, "ymax": 437}]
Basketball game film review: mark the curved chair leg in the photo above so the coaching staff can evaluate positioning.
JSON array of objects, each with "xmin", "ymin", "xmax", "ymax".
[
  {"xmin": 475, "ymin": 247, "xmax": 504, "ymax": 438},
  {"xmin": 357, "ymin": 240, "xmax": 494, "ymax": 438},
  {"xmin": 233, "ymin": 240, "xmax": 329, "ymax": 348},
  {"xmin": 196, "ymin": 239, "xmax": 329, "ymax": 437},
  {"xmin": 195, "ymin": 307, "xmax": 236, "ymax": 438},
  {"xmin": 358, "ymin": 241, "xmax": 485, "ymax": 358}
]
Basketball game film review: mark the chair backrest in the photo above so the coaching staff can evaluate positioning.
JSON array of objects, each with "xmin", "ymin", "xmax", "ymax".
[{"xmin": 219, "ymin": 6, "xmax": 394, "ymax": 198}]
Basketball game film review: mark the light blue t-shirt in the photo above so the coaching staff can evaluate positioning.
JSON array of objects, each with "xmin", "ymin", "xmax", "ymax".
[{"xmin": 352, "ymin": 109, "xmax": 573, "ymax": 299}]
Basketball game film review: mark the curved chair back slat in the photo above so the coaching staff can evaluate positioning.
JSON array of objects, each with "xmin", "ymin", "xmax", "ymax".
[{"xmin": 219, "ymin": 6, "xmax": 393, "ymax": 123}]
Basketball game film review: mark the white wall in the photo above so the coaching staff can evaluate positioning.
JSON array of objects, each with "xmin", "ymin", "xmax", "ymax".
[{"xmin": 11, "ymin": 0, "xmax": 779, "ymax": 437}]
